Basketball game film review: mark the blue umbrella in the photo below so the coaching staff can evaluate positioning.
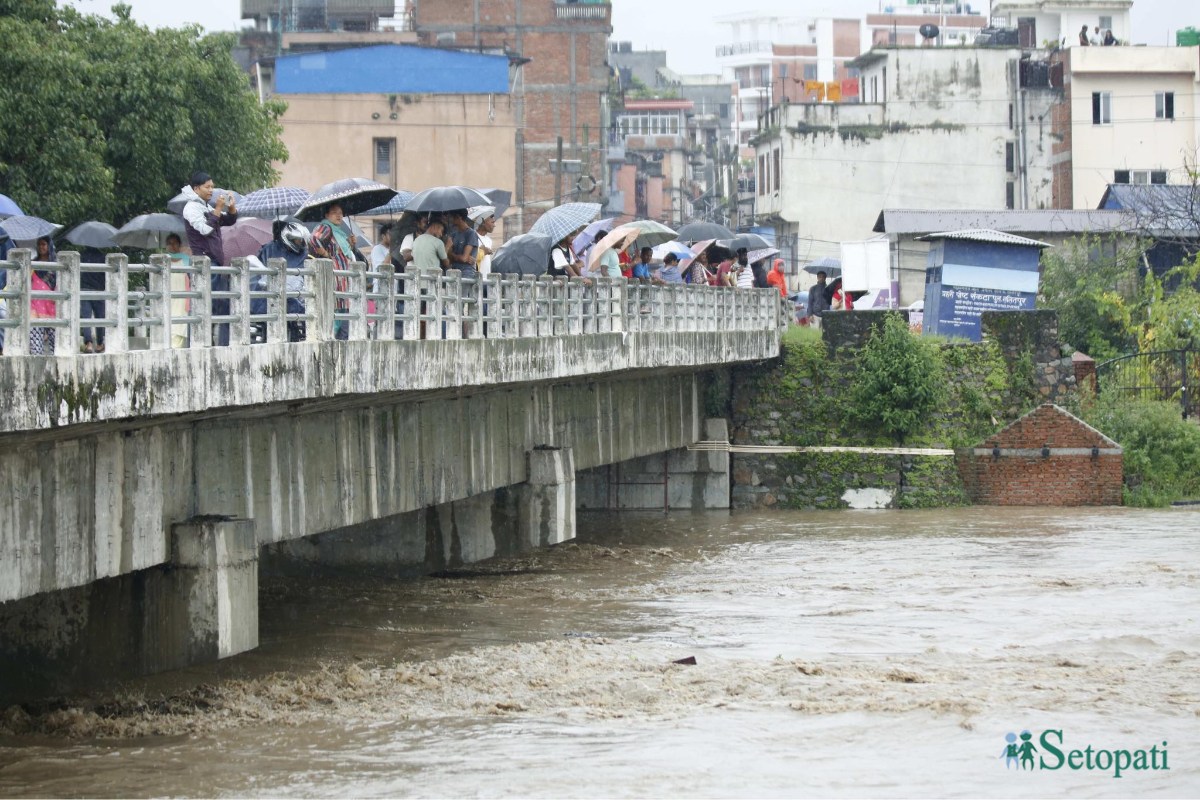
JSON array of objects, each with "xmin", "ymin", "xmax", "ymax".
[
  {"xmin": 0, "ymin": 193, "xmax": 22, "ymax": 217},
  {"xmin": 361, "ymin": 189, "xmax": 416, "ymax": 216},
  {"xmin": 571, "ymin": 217, "xmax": 617, "ymax": 254},
  {"xmin": 491, "ymin": 232, "xmax": 555, "ymax": 276},
  {"xmin": 239, "ymin": 186, "xmax": 311, "ymax": 219},
  {"xmin": 0, "ymin": 214, "xmax": 61, "ymax": 242},
  {"xmin": 529, "ymin": 202, "xmax": 601, "ymax": 245}
]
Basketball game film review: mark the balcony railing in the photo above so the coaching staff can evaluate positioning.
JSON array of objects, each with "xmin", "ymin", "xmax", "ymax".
[
  {"xmin": 715, "ymin": 41, "xmax": 773, "ymax": 58},
  {"xmin": 0, "ymin": 249, "xmax": 785, "ymax": 357},
  {"xmin": 554, "ymin": 1, "xmax": 610, "ymax": 20}
]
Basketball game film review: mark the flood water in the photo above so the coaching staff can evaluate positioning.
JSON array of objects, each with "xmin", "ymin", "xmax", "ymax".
[{"xmin": 0, "ymin": 507, "xmax": 1197, "ymax": 798}]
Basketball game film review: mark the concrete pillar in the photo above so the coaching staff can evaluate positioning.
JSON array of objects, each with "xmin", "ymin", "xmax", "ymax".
[
  {"xmin": 153, "ymin": 517, "xmax": 259, "ymax": 670},
  {"xmin": 521, "ymin": 446, "xmax": 576, "ymax": 547},
  {"xmin": 0, "ymin": 517, "xmax": 258, "ymax": 703}
]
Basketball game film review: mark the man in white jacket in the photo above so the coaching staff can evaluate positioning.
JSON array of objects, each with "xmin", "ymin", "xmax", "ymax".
[{"xmin": 180, "ymin": 171, "xmax": 238, "ymax": 345}]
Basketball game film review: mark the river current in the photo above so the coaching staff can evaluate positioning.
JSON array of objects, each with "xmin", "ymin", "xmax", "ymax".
[{"xmin": 0, "ymin": 507, "xmax": 1196, "ymax": 797}]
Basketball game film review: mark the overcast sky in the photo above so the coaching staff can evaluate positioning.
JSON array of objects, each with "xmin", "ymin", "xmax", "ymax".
[{"xmin": 64, "ymin": 0, "xmax": 1183, "ymax": 74}]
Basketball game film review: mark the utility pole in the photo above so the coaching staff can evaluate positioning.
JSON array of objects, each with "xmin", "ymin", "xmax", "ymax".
[{"xmin": 554, "ymin": 136, "xmax": 564, "ymax": 206}]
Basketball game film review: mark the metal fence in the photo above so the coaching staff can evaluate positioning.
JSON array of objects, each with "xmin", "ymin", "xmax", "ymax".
[
  {"xmin": 1096, "ymin": 349, "xmax": 1199, "ymax": 419},
  {"xmin": 0, "ymin": 248, "xmax": 787, "ymax": 356}
]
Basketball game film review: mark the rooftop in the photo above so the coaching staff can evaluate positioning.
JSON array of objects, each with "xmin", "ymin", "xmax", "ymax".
[
  {"xmin": 874, "ymin": 208, "xmax": 1135, "ymax": 234},
  {"xmin": 274, "ymin": 44, "xmax": 510, "ymax": 95},
  {"xmin": 916, "ymin": 229, "xmax": 1052, "ymax": 248}
]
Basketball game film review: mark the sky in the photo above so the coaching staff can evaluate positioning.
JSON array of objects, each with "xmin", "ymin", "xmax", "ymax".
[{"xmin": 64, "ymin": 0, "xmax": 1184, "ymax": 74}]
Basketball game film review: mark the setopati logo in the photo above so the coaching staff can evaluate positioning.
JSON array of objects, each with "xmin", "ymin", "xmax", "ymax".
[{"xmin": 1001, "ymin": 730, "xmax": 1170, "ymax": 778}]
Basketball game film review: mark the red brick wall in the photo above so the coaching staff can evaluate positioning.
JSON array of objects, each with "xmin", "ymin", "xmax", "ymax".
[{"xmin": 957, "ymin": 404, "xmax": 1123, "ymax": 506}]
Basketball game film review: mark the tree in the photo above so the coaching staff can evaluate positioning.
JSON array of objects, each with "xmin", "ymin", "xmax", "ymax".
[
  {"xmin": 1038, "ymin": 234, "xmax": 1144, "ymax": 359},
  {"xmin": 848, "ymin": 313, "xmax": 947, "ymax": 445},
  {"xmin": 0, "ymin": 3, "xmax": 287, "ymax": 226}
]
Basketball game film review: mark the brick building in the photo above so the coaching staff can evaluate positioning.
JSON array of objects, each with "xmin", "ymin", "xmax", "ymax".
[
  {"xmin": 411, "ymin": 0, "xmax": 613, "ymax": 233},
  {"xmin": 957, "ymin": 404, "xmax": 1123, "ymax": 506}
]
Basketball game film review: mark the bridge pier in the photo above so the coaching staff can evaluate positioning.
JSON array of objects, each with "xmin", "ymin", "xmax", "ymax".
[
  {"xmin": 0, "ymin": 517, "xmax": 258, "ymax": 703},
  {"xmin": 576, "ymin": 419, "xmax": 731, "ymax": 510}
]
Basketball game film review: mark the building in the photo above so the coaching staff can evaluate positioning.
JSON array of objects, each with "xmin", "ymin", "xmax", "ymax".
[
  {"xmin": 270, "ymin": 45, "xmax": 517, "ymax": 234},
  {"xmin": 1051, "ymin": 45, "xmax": 1200, "ymax": 210},
  {"xmin": 412, "ymin": 0, "xmax": 613, "ymax": 233},
  {"xmin": 608, "ymin": 99, "xmax": 694, "ymax": 225},
  {"xmin": 714, "ymin": 12, "xmax": 809, "ymax": 148},
  {"xmin": 990, "ymin": 0, "xmax": 1132, "ymax": 48},
  {"xmin": 752, "ymin": 46, "xmax": 1058, "ymax": 285},
  {"xmin": 865, "ymin": 2, "xmax": 987, "ymax": 48},
  {"xmin": 770, "ymin": 20, "xmax": 864, "ymax": 105}
]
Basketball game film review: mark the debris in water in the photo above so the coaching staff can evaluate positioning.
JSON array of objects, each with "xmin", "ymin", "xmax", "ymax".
[{"xmin": 672, "ymin": 656, "xmax": 697, "ymax": 666}]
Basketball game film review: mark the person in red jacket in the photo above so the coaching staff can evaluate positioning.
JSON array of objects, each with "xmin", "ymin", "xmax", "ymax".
[{"xmin": 765, "ymin": 258, "xmax": 788, "ymax": 298}]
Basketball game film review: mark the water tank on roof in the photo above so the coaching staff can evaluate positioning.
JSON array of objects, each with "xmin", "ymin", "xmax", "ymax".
[{"xmin": 920, "ymin": 23, "xmax": 940, "ymax": 40}]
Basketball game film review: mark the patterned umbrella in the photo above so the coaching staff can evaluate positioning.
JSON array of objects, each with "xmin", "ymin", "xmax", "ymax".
[
  {"xmin": 167, "ymin": 188, "xmax": 242, "ymax": 216},
  {"xmin": 675, "ymin": 221, "xmax": 734, "ymax": 242},
  {"xmin": 570, "ymin": 217, "xmax": 616, "ymax": 254},
  {"xmin": 221, "ymin": 217, "xmax": 275, "ymax": 260},
  {"xmin": 0, "ymin": 214, "xmax": 62, "ymax": 243},
  {"xmin": 0, "ymin": 193, "xmax": 22, "ymax": 217},
  {"xmin": 239, "ymin": 187, "xmax": 311, "ymax": 219},
  {"xmin": 491, "ymin": 232, "xmax": 555, "ymax": 276},
  {"xmin": 405, "ymin": 186, "xmax": 492, "ymax": 214},
  {"xmin": 745, "ymin": 247, "xmax": 781, "ymax": 264},
  {"xmin": 295, "ymin": 178, "xmax": 397, "ymax": 222},
  {"xmin": 361, "ymin": 189, "xmax": 417, "ymax": 216},
  {"xmin": 63, "ymin": 221, "xmax": 119, "ymax": 249},
  {"xmin": 529, "ymin": 202, "xmax": 602, "ymax": 245},
  {"xmin": 113, "ymin": 213, "xmax": 186, "ymax": 250}
]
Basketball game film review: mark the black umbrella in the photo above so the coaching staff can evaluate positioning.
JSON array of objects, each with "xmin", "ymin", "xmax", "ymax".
[
  {"xmin": 295, "ymin": 178, "xmax": 397, "ymax": 222},
  {"xmin": 63, "ymin": 221, "xmax": 119, "ymax": 249},
  {"xmin": 113, "ymin": 213, "xmax": 186, "ymax": 250},
  {"xmin": 477, "ymin": 188, "xmax": 512, "ymax": 219},
  {"xmin": 720, "ymin": 232, "xmax": 772, "ymax": 252},
  {"xmin": 406, "ymin": 186, "xmax": 492, "ymax": 214},
  {"xmin": 676, "ymin": 221, "xmax": 734, "ymax": 242},
  {"xmin": 491, "ymin": 232, "xmax": 555, "ymax": 276}
]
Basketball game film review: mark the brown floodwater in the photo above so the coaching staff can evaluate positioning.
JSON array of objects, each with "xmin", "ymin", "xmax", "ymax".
[{"xmin": 0, "ymin": 507, "xmax": 1197, "ymax": 797}]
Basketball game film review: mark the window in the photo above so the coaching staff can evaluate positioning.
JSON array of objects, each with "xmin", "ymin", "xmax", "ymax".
[
  {"xmin": 1131, "ymin": 171, "xmax": 1149, "ymax": 185},
  {"xmin": 1151, "ymin": 170, "xmax": 1168, "ymax": 184},
  {"xmin": 803, "ymin": 63, "xmax": 818, "ymax": 81},
  {"xmin": 773, "ymin": 148, "xmax": 781, "ymax": 192},
  {"xmin": 1113, "ymin": 169, "xmax": 1130, "ymax": 184},
  {"xmin": 1008, "ymin": 103, "xmax": 1014, "ymax": 130},
  {"xmin": 1005, "ymin": 142, "xmax": 1015, "ymax": 173},
  {"xmin": 1091, "ymin": 91, "xmax": 1111, "ymax": 125},
  {"xmin": 1099, "ymin": 15, "xmax": 1113, "ymax": 30},
  {"xmin": 759, "ymin": 154, "xmax": 767, "ymax": 195},
  {"xmin": 779, "ymin": 64, "xmax": 788, "ymax": 79},
  {"xmin": 1124, "ymin": 170, "xmax": 1169, "ymax": 185},
  {"xmin": 373, "ymin": 138, "xmax": 395, "ymax": 185},
  {"xmin": 1006, "ymin": 181, "xmax": 1015, "ymax": 210},
  {"xmin": 1156, "ymin": 92, "xmax": 1175, "ymax": 120},
  {"xmin": 719, "ymin": 103, "xmax": 729, "ymax": 119}
]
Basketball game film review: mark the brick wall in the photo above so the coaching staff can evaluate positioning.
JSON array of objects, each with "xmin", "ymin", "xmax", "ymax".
[{"xmin": 956, "ymin": 404, "xmax": 1123, "ymax": 506}]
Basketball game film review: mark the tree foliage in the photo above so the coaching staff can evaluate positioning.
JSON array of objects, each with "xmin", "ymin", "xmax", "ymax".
[
  {"xmin": 0, "ymin": 2, "xmax": 287, "ymax": 227},
  {"xmin": 1038, "ymin": 234, "xmax": 1143, "ymax": 360},
  {"xmin": 848, "ymin": 313, "xmax": 948, "ymax": 445}
]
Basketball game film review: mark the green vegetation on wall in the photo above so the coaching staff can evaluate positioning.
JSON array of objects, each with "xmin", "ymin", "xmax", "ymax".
[{"xmin": 848, "ymin": 314, "xmax": 947, "ymax": 445}]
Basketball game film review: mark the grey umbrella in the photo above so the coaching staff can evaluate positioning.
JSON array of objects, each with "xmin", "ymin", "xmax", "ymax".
[
  {"xmin": 676, "ymin": 221, "xmax": 735, "ymax": 242},
  {"xmin": 238, "ymin": 186, "xmax": 310, "ymax": 219},
  {"xmin": 529, "ymin": 202, "xmax": 602, "ymax": 245},
  {"xmin": 63, "ymin": 221, "xmax": 119, "ymax": 249},
  {"xmin": 295, "ymin": 178, "xmax": 397, "ymax": 222},
  {"xmin": 477, "ymin": 188, "xmax": 512, "ymax": 219},
  {"xmin": 167, "ymin": 188, "xmax": 242, "ymax": 216},
  {"xmin": 803, "ymin": 257, "xmax": 841, "ymax": 278},
  {"xmin": 361, "ymin": 190, "xmax": 417, "ymax": 216},
  {"xmin": 491, "ymin": 232, "xmax": 555, "ymax": 276},
  {"xmin": 720, "ymin": 232, "xmax": 772, "ymax": 251},
  {"xmin": 405, "ymin": 186, "xmax": 492, "ymax": 214},
  {"xmin": 113, "ymin": 213, "xmax": 186, "ymax": 250},
  {"xmin": 0, "ymin": 214, "xmax": 62, "ymax": 243}
]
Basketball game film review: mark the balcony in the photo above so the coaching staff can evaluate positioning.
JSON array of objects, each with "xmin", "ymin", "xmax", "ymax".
[
  {"xmin": 554, "ymin": 1, "xmax": 610, "ymax": 21},
  {"xmin": 242, "ymin": 0, "xmax": 394, "ymax": 19},
  {"xmin": 715, "ymin": 41, "xmax": 772, "ymax": 58}
]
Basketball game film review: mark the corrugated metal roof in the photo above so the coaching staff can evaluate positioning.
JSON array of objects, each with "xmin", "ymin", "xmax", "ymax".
[
  {"xmin": 874, "ymin": 208, "xmax": 1134, "ymax": 234},
  {"xmin": 917, "ymin": 229, "xmax": 1052, "ymax": 248},
  {"xmin": 275, "ymin": 45, "xmax": 510, "ymax": 95}
]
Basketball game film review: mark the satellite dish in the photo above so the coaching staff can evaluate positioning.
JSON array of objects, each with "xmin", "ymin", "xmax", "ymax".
[{"xmin": 920, "ymin": 23, "xmax": 940, "ymax": 39}]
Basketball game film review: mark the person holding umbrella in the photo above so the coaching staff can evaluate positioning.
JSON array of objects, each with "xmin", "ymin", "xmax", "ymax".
[
  {"xmin": 309, "ymin": 202, "xmax": 363, "ymax": 340},
  {"xmin": 181, "ymin": 171, "xmax": 239, "ymax": 346}
]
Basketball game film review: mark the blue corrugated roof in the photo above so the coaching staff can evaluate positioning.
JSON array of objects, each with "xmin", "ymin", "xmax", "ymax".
[{"xmin": 275, "ymin": 45, "xmax": 510, "ymax": 95}]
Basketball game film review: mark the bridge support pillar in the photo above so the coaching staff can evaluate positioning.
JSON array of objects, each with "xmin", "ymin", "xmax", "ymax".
[
  {"xmin": 520, "ymin": 446, "xmax": 577, "ymax": 547},
  {"xmin": 576, "ymin": 419, "xmax": 730, "ymax": 510},
  {"xmin": 152, "ymin": 517, "xmax": 260, "ymax": 670}
]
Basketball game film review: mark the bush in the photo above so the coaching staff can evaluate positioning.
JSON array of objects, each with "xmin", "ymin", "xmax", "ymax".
[
  {"xmin": 1083, "ymin": 394, "xmax": 1200, "ymax": 506},
  {"xmin": 848, "ymin": 313, "xmax": 947, "ymax": 445}
]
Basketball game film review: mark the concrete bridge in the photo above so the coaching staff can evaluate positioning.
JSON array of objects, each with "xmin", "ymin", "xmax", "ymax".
[{"xmin": 0, "ymin": 248, "xmax": 784, "ymax": 699}]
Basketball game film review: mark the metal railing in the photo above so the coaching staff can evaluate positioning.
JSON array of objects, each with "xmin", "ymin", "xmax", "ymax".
[
  {"xmin": 1096, "ymin": 349, "xmax": 1198, "ymax": 420},
  {"xmin": 0, "ymin": 248, "xmax": 786, "ymax": 356}
]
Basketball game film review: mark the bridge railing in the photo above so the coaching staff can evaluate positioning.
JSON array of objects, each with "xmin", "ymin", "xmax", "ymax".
[{"xmin": 0, "ymin": 248, "xmax": 785, "ymax": 355}]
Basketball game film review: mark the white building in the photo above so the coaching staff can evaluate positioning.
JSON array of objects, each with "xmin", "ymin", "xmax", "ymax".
[
  {"xmin": 990, "ymin": 0, "xmax": 1132, "ymax": 48},
  {"xmin": 714, "ymin": 12, "xmax": 810, "ymax": 148},
  {"xmin": 752, "ymin": 46, "xmax": 1058, "ymax": 301},
  {"xmin": 1055, "ymin": 45, "xmax": 1200, "ymax": 209}
]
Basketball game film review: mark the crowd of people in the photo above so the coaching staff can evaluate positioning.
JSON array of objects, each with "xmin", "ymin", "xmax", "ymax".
[{"xmin": 1, "ymin": 168, "xmax": 820, "ymax": 353}]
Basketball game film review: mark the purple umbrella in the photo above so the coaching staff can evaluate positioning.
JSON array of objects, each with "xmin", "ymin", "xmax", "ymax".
[
  {"xmin": 0, "ymin": 193, "xmax": 23, "ymax": 217},
  {"xmin": 221, "ymin": 217, "xmax": 274, "ymax": 260}
]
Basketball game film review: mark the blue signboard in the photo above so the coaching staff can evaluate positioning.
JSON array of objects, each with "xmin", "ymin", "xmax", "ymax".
[
  {"xmin": 928, "ymin": 284, "xmax": 1036, "ymax": 339},
  {"xmin": 921, "ymin": 234, "xmax": 1045, "ymax": 341}
]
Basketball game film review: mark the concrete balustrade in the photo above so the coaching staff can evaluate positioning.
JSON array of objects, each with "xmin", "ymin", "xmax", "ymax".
[{"xmin": 0, "ymin": 248, "xmax": 786, "ymax": 355}]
